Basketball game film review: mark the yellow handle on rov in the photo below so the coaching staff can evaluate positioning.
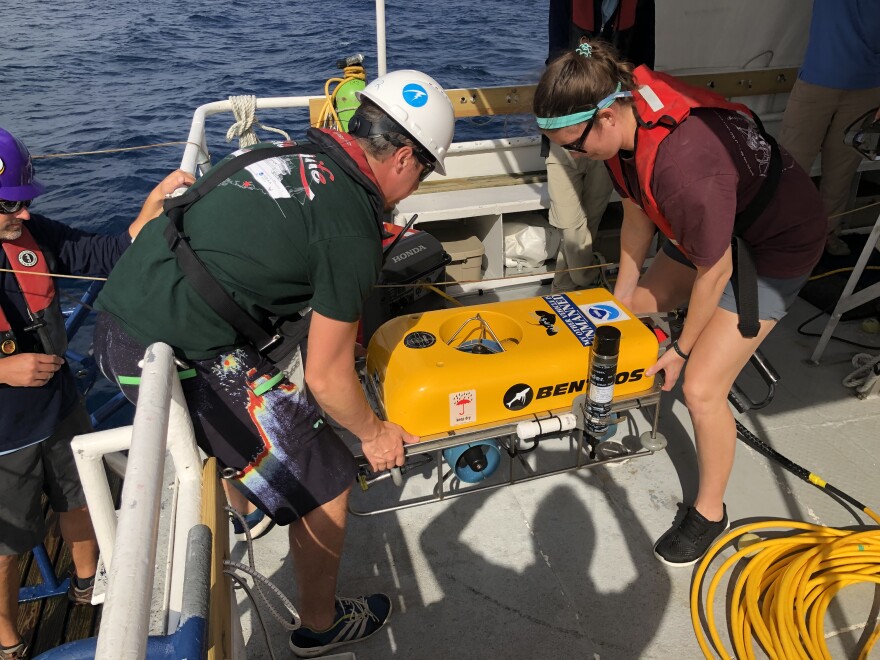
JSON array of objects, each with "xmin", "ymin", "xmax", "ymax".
[{"xmin": 691, "ymin": 508, "xmax": 880, "ymax": 660}]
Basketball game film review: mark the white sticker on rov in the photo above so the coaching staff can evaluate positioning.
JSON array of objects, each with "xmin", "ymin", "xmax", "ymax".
[
  {"xmin": 579, "ymin": 301, "xmax": 630, "ymax": 325},
  {"xmin": 450, "ymin": 389, "xmax": 476, "ymax": 426}
]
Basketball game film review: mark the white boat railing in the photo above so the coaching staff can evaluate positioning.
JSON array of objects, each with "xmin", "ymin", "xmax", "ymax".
[
  {"xmin": 179, "ymin": 95, "xmax": 314, "ymax": 175},
  {"xmin": 71, "ymin": 342, "xmax": 203, "ymax": 659}
]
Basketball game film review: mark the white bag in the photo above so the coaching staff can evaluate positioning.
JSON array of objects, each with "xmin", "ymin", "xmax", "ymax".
[{"xmin": 503, "ymin": 217, "xmax": 561, "ymax": 270}]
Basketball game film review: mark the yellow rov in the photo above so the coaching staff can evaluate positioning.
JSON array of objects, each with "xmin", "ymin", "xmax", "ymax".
[
  {"xmin": 355, "ymin": 289, "xmax": 667, "ymax": 514},
  {"xmin": 367, "ymin": 288, "xmax": 660, "ymax": 437}
]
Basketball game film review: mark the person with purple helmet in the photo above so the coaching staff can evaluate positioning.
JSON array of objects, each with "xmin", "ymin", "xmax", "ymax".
[{"xmin": 0, "ymin": 127, "xmax": 193, "ymax": 660}]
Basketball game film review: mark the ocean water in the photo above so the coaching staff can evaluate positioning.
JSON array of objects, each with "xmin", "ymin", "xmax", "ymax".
[
  {"xmin": 2, "ymin": 0, "xmax": 548, "ymax": 412},
  {"xmin": 3, "ymin": 0, "xmax": 548, "ymax": 238}
]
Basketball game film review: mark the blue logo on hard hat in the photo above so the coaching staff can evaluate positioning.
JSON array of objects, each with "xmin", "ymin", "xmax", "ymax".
[
  {"xmin": 402, "ymin": 83, "xmax": 429, "ymax": 108},
  {"xmin": 587, "ymin": 304, "xmax": 621, "ymax": 322}
]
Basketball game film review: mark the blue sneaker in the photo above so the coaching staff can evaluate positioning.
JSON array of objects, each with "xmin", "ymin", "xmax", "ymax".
[
  {"xmin": 289, "ymin": 594, "xmax": 392, "ymax": 658},
  {"xmin": 231, "ymin": 508, "xmax": 275, "ymax": 542}
]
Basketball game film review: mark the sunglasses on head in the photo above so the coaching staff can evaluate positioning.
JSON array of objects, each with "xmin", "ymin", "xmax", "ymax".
[
  {"xmin": 561, "ymin": 120, "xmax": 594, "ymax": 154},
  {"xmin": 0, "ymin": 199, "xmax": 31, "ymax": 214}
]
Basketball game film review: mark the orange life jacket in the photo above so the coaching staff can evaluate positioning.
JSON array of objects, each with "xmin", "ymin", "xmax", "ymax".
[
  {"xmin": 0, "ymin": 226, "xmax": 67, "ymax": 357},
  {"xmin": 605, "ymin": 66, "xmax": 782, "ymax": 337},
  {"xmin": 605, "ymin": 65, "xmax": 762, "ymax": 253}
]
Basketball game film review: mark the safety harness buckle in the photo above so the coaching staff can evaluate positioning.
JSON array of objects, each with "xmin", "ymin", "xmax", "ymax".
[{"xmin": 257, "ymin": 333, "xmax": 284, "ymax": 354}]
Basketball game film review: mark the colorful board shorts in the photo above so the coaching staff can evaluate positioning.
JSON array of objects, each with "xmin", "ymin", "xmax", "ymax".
[
  {"xmin": 0, "ymin": 404, "xmax": 92, "ymax": 555},
  {"xmin": 93, "ymin": 313, "xmax": 358, "ymax": 526}
]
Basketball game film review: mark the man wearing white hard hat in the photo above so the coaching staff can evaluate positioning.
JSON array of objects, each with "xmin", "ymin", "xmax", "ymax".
[{"xmin": 93, "ymin": 70, "xmax": 455, "ymax": 657}]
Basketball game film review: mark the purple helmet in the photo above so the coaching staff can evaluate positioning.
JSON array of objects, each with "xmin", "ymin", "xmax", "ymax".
[{"xmin": 0, "ymin": 128, "xmax": 45, "ymax": 201}]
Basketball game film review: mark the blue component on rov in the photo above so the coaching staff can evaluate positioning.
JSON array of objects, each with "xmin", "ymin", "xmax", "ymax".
[{"xmin": 443, "ymin": 439, "xmax": 501, "ymax": 483}]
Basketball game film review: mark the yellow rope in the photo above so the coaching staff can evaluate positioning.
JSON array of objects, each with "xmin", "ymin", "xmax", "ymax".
[
  {"xmin": 692, "ymin": 509, "xmax": 880, "ymax": 659},
  {"xmin": 1, "ymin": 259, "xmax": 608, "ymax": 289},
  {"xmin": 32, "ymin": 141, "xmax": 206, "ymax": 160},
  {"xmin": 423, "ymin": 284, "xmax": 464, "ymax": 306},
  {"xmin": 0, "ymin": 267, "xmax": 107, "ymax": 282},
  {"xmin": 809, "ymin": 266, "xmax": 880, "ymax": 281},
  {"xmin": 828, "ymin": 199, "xmax": 880, "ymax": 220},
  {"xmin": 315, "ymin": 65, "xmax": 367, "ymax": 131},
  {"xmin": 371, "ymin": 261, "xmax": 610, "ymax": 288}
]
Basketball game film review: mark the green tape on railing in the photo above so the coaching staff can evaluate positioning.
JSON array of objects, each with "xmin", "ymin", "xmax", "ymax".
[{"xmin": 117, "ymin": 368, "xmax": 197, "ymax": 387}]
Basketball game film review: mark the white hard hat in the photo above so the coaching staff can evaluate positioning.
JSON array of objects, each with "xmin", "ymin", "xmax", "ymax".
[{"xmin": 356, "ymin": 69, "xmax": 455, "ymax": 175}]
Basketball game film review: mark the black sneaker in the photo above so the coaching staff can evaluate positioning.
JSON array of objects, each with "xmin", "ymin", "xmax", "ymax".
[
  {"xmin": 653, "ymin": 505, "xmax": 730, "ymax": 567},
  {"xmin": 68, "ymin": 572, "xmax": 95, "ymax": 605},
  {"xmin": 289, "ymin": 594, "xmax": 392, "ymax": 658}
]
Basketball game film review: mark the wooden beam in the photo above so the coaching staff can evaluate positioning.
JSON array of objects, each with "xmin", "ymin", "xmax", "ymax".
[
  {"xmin": 308, "ymin": 96, "xmax": 329, "ymax": 129},
  {"xmin": 444, "ymin": 86, "xmax": 535, "ymax": 118},
  {"xmin": 676, "ymin": 67, "xmax": 798, "ymax": 99},
  {"xmin": 201, "ymin": 457, "xmax": 232, "ymax": 660},
  {"xmin": 308, "ymin": 67, "xmax": 799, "ymax": 125}
]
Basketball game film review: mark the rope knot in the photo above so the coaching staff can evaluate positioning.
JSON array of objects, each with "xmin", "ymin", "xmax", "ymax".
[{"xmin": 226, "ymin": 95, "xmax": 290, "ymax": 148}]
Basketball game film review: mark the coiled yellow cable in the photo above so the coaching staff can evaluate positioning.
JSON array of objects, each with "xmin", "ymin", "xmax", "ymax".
[
  {"xmin": 315, "ymin": 65, "xmax": 367, "ymax": 130},
  {"xmin": 691, "ymin": 510, "xmax": 880, "ymax": 659}
]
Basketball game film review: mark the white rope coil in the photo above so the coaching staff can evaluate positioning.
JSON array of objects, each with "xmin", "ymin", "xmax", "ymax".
[
  {"xmin": 225, "ymin": 95, "xmax": 290, "ymax": 148},
  {"xmin": 842, "ymin": 352, "xmax": 880, "ymax": 397}
]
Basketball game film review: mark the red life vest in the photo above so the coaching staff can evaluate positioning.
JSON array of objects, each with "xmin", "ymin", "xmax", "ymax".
[
  {"xmin": 572, "ymin": 0, "xmax": 638, "ymax": 32},
  {"xmin": 606, "ymin": 65, "xmax": 760, "ymax": 253},
  {"xmin": 314, "ymin": 128, "xmax": 383, "ymax": 193},
  {"xmin": 0, "ymin": 226, "xmax": 67, "ymax": 357}
]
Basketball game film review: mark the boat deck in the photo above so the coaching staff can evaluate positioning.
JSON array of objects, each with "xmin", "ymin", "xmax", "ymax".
[
  {"xmin": 232, "ymin": 292, "xmax": 880, "ymax": 659},
  {"xmin": 16, "ymin": 504, "xmax": 104, "ymax": 656}
]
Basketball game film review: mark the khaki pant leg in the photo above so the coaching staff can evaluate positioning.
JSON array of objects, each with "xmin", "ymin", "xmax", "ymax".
[
  {"xmin": 818, "ymin": 85, "xmax": 880, "ymax": 231},
  {"xmin": 546, "ymin": 143, "xmax": 613, "ymax": 291},
  {"xmin": 777, "ymin": 79, "xmax": 838, "ymax": 175}
]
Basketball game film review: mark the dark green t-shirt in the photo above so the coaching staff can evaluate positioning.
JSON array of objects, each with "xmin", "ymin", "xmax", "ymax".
[{"xmin": 96, "ymin": 143, "xmax": 382, "ymax": 359}]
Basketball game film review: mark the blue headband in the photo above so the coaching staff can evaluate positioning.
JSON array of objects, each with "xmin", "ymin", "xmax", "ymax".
[{"xmin": 535, "ymin": 83, "xmax": 631, "ymax": 130}]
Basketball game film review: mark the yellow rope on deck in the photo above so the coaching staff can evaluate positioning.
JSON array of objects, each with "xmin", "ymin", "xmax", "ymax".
[{"xmin": 692, "ymin": 510, "xmax": 880, "ymax": 659}]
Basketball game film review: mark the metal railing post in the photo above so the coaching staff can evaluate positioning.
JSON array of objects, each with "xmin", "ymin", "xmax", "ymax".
[
  {"xmin": 375, "ymin": 0, "xmax": 387, "ymax": 76},
  {"xmin": 95, "ymin": 343, "xmax": 175, "ymax": 660},
  {"xmin": 71, "ymin": 426, "xmax": 132, "ymax": 571},
  {"xmin": 164, "ymin": 373, "xmax": 203, "ymax": 633}
]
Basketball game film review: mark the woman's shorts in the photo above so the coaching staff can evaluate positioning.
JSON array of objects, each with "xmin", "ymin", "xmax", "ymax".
[
  {"xmin": 93, "ymin": 313, "xmax": 358, "ymax": 526},
  {"xmin": 662, "ymin": 240, "xmax": 809, "ymax": 321},
  {"xmin": 0, "ymin": 404, "xmax": 92, "ymax": 555}
]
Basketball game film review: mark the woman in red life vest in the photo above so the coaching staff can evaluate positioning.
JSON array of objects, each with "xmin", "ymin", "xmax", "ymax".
[{"xmin": 534, "ymin": 41, "xmax": 825, "ymax": 566}]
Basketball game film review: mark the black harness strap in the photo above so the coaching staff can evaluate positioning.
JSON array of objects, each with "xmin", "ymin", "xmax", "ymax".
[
  {"xmin": 729, "ymin": 115, "xmax": 783, "ymax": 338},
  {"xmin": 163, "ymin": 144, "xmax": 322, "ymax": 359}
]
